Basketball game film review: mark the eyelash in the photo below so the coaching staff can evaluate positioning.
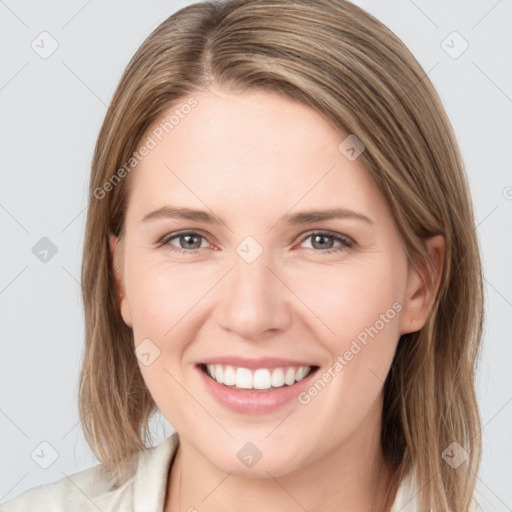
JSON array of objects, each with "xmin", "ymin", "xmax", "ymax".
[{"xmin": 157, "ymin": 230, "xmax": 354, "ymax": 255}]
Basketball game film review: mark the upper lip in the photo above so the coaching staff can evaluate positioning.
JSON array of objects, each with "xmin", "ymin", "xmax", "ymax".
[{"xmin": 199, "ymin": 356, "xmax": 318, "ymax": 370}]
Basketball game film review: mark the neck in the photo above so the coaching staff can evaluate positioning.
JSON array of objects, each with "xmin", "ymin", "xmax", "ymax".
[{"xmin": 165, "ymin": 406, "xmax": 398, "ymax": 512}]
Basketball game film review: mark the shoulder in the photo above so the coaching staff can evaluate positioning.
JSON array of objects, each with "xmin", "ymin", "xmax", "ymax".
[
  {"xmin": 390, "ymin": 469, "xmax": 486, "ymax": 512},
  {"xmin": 0, "ymin": 433, "xmax": 180, "ymax": 512},
  {"xmin": 0, "ymin": 463, "xmax": 128, "ymax": 512}
]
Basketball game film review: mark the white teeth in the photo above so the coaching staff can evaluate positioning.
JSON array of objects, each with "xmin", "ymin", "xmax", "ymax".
[
  {"xmin": 271, "ymin": 368, "xmax": 285, "ymax": 388},
  {"xmin": 284, "ymin": 367, "xmax": 296, "ymax": 385},
  {"xmin": 235, "ymin": 368, "xmax": 253, "ymax": 389},
  {"xmin": 253, "ymin": 369, "xmax": 271, "ymax": 389},
  {"xmin": 205, "ymin": 364, "xmax": 312, "ymax": 390},
  {"xmin": 295, "ymin": 366, "xmax": 308, "ymax": 382},
  {"xmin": 223, "ymin": 365, "xmax": 236, "ymax": 386},
  {"xmin": 214, "ymin": 364, "xmax": 223, "ymax": 384}
]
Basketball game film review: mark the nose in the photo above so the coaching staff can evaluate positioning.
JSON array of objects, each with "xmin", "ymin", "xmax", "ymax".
[{"xmin": 214, "ymin": 248, "xmax": 294, "ymax": 341}]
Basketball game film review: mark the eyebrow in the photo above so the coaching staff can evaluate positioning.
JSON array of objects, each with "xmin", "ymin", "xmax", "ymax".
[{"xmin": 142, "ymin": 206, "xmax": 374, "ymax": 225}]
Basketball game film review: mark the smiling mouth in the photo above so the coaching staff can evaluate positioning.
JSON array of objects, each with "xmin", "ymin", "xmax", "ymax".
[{"xmin": 198, "ymin": 363, "xmax": 319, "ymax": 392}]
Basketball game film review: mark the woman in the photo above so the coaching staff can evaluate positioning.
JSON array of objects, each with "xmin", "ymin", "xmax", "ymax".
[{"xmin": 2, "ymin": 0, "xmax": 484, "ymax": 511}]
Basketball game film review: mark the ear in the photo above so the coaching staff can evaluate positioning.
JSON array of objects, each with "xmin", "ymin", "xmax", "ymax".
[
  {"xmin": 399, "ymin": 234, "xmax": 445, "ymax": 335},
  {"xmin": 109, "ymin": 233, "xmax": 133, "ymax": 328}
]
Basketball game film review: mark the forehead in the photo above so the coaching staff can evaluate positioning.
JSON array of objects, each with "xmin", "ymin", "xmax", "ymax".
[{"xmin": 125, "ymin": 86, "xmax": 390, "ymax": 225}]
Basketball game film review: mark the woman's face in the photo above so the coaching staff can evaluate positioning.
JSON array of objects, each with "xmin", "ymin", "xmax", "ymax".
[{"xmin": 110, "ymin": 85, "xmax": 440, "ymax": 478}]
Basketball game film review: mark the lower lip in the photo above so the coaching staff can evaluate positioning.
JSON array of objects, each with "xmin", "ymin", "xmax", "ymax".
[{"xmin": 197, "ymin": 365, "xmax": 318, "ymax": 414}]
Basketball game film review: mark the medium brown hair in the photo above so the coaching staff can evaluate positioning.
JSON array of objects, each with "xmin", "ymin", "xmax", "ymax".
[{"xmin": 79, "ymin": 1, "xmax": 484, "ymax": 510}]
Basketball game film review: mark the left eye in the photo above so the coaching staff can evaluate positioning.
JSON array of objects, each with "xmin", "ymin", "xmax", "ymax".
[
  {"xmin": 159, "ymin": 230, "xmax": 354, "ymax": 255},
  {"xmin": 300, "ymin": 232, "xmax": 353, "ymax": 252},
  {"xmin": 161, "ymin": 231, "xmax": 210, "ymax": 252}
]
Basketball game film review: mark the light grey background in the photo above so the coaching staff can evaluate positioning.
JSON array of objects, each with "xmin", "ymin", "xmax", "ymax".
[{"xmin": 1, "ymin": 0, "xmax": 511, "ymax": 509}]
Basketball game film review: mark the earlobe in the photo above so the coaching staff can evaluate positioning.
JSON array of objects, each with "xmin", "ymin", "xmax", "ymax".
[
  {"xmin": 399, "ymin": 234, "xmax": 445, "ymax": 335},
  {"xmin": 108, "ymin": 233, "xmax": 133, "ymax": 328}
]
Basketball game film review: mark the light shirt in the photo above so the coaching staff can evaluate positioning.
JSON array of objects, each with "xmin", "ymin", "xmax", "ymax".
[{"xmin": 0, "ymin": 432, "xmax": 482, "ymax": 511}]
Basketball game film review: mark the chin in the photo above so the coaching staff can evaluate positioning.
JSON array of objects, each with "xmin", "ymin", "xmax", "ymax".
[{"xmin": 204, "ymin": 441, "xmax": 308, "ymax": 479}]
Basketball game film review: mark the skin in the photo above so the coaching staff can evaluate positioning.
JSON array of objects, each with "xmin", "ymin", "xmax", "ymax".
[{"xmin": 109, "ymin": 85, "xmax": 444, "ymax": 512}]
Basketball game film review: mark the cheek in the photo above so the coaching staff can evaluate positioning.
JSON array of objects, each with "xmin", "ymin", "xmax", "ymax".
[
  {"xmin": 291, "ymin": 255, "xmax": 405, "ymax": 352},
  {"xmin": 123, "ymin": 256, "xmax": 200, "ymax": 426},
  {"xmin": 124, "ymin": 255, "xmax": 209, "ymax": 342},
  {"xmin": 292, "ymin": 260, "xmax": 404, "ymax": 415}
]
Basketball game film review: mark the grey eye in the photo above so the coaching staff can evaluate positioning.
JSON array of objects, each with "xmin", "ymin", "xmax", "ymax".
[
  {"xmin": 301, "ymin": 232, "xmax": 352, "ymax": 251},
  {"xmin": 309, "ymin": 233, "xmax": 337, "ymax": 250},
  {"xmin": 166, "ymin": 232, "xmax": 207, "ymax": 251}
]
